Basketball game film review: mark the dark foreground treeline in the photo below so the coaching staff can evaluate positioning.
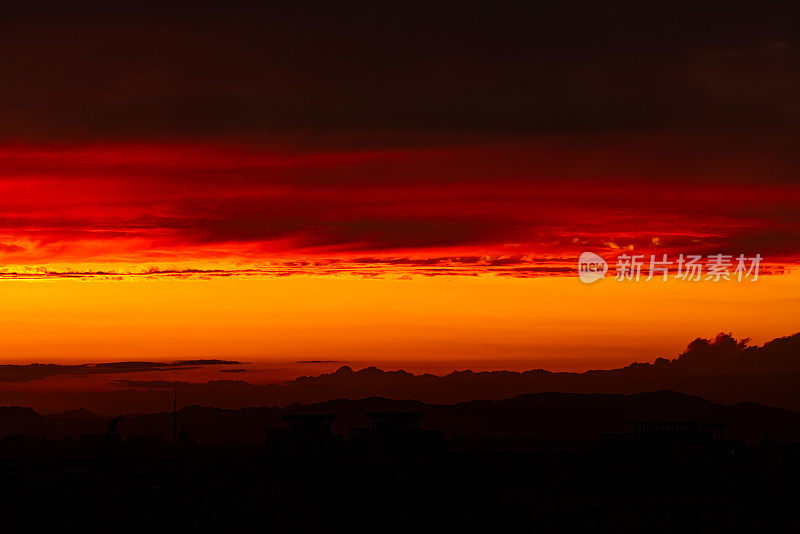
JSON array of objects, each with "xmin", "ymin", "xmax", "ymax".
[{"xmin": 1, "ymin": 394, "xmax": 800, "ymax": 531}]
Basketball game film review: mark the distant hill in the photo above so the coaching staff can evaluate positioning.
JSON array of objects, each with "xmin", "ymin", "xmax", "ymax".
[
  {"xmin": 3, "ymin": 390, "xmax": 800, "ymax": 445},
  {"xmin": 46, "ymin": 408, "xmax": 107, "ymax": 421},
  {"xmin": 0, "ymin": 406, "xmax": 44, "ymax": 434},
  {"xmin": 102, "ymin": 333, "xmax": 800, "ymax": 413},
  {"xmin": 2, "ymin": 332, "xmax": 800, "ymax": 414}
]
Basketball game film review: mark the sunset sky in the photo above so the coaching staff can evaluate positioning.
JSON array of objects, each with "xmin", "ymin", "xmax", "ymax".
[{"xmin": 1, "ymin": 2, "xmax": 799, "ymax": 394}]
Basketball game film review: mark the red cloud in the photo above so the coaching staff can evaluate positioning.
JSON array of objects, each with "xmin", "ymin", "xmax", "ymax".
[{"xmin": 0, "ymin": 137, "xmax": 798, "ymax": 274}]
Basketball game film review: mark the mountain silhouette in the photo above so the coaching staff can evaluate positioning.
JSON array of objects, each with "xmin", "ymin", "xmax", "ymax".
[
  {"xmin": 3, "ymin": 332, "xmax": 800, "ymax": 414},
  {"xmin": 46, "ymin": 408, "xmax": 106, "ymax": 421},
  {"xmin": 4, "ymin": 390, "xmax": 799, "ymax": 445},
  {"xmin": 0, "ymin": 406, "xmax": 44, "ymax": 434}
]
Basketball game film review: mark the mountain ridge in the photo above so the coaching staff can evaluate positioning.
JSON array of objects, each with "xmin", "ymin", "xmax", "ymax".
[{"xmin": 3, "ymin": 389, "xmax": 800, "ymax": 445}]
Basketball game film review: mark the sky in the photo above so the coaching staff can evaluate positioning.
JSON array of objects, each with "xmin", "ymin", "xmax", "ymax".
[{"xmin": 0, "ymin": 2, "xmax": 799, "ymax": 393}]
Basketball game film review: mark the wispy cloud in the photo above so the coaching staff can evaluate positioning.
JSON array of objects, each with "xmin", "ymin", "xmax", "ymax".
[
  {"xmin": 0, "ymin": 141, "xmax": 797, "ymax": 277},
  {"xmin": 0, "ymin": 359, "xmax": 242, "ymax": 383}
]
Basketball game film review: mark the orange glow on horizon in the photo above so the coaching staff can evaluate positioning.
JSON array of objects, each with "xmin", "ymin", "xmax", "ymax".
[
  {"xmin": 1, "ymin": 140, "xmax": 799, "ymax": 386},
  {"xmin": 1, "ymin": 272, "xmax": 798, "ymax": 375}
]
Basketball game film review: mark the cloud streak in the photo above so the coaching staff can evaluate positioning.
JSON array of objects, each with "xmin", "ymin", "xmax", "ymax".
[
  {"xmin": 0, "ymin": 360, "xmax": 242, "ymax": 383},
  {"xmin": 0, "ymin": 139, "xmax": 798, "ymax": 277}
]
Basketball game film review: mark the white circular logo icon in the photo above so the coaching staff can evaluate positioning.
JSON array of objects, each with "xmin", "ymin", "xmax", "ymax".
[{"xmin": 578, "ymin": 252, "xmax": 608, "ymax": 283}]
